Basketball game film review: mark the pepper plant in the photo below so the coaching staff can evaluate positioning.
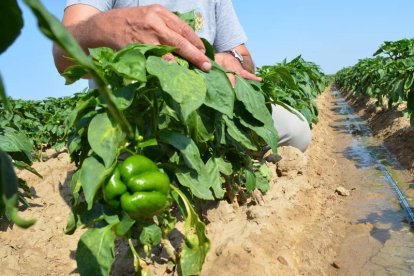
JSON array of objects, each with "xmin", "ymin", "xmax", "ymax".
[
  {"xmin": 336, "ymin": 38, "xmax": 414, "ymax": 125},
  {"xmin": 5, "ymin": 0, "xmax": 279, "ymax": 275},
  {"xmin": 258, "ymin": 56, "xmax": 329, "ymax": 125}
]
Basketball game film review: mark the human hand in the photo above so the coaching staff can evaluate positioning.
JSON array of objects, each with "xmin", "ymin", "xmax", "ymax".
[
  {"xmin": 214, "ymin": 52, "xmax": 262, "ymax": 86},
  {"xmin": 126, "ymin": 5, "xmax": 211, "ymax": 71},
  {"xmin": 57, "ymin": 4, "xmax": 212, "ymax": 73}
]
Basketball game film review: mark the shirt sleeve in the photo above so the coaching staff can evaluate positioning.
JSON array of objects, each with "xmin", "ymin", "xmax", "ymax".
[
  {"xmin": 65, "ymin": 0, "xmax": 114, "ymax": 12},
  {"xmin": 214, "ymin": 0, "xmax": 247, "ymax": 52}
]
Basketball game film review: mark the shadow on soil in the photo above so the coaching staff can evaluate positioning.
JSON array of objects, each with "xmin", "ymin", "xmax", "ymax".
[{"xmin": 357, "ymin": 208, "xmax": 413, "ymax": 245}]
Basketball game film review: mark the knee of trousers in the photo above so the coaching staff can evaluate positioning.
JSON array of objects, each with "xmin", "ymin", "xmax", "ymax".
[
  {"xmin": 272, "ymin": 104, "xmax": 313, "ymax": 152},
  {"xmin": 284, "ymin": 121, "xmax": 312, "ymax": 152}
]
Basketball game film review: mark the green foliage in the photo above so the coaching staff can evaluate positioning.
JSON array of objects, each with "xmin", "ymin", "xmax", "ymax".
[
  {"xmin": 0, "ymin": 0, "xmax": 23, "ymax": 54},
  {"xmin": 0, "ymin": 93, "xmax": 86, "ymax": 152},
  {"xmin": 1, "ymin": 1, "xmax": 329, "ymax": 275},
  {"xmin": 336, "ymin": 38, "xmax": 414, "ymax": 125},
  {"xmin": 258, "ymin": 56, "xmax": 329, "ymax": 125},
  {"xmin": 62, "ymin": 40, "xmax": 279, "ymax": 273},
  {"xmin": 0, "ymin": 1, "xmax": 36, "ymax": 228},
  {"xmin": 4, "ymin": 3, "xmax": 279, "ymax": 275}
]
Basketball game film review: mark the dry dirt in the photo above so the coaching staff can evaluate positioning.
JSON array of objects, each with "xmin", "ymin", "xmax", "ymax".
[{"xmin": 1, "ymin": 88, "xmax": 411, "ymax": 275}]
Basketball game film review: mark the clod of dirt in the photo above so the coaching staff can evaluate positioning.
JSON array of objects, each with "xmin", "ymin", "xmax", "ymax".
[
  {"xmin": 277, "ymin": 256, "xmax": 289, "ymax": 266},
  {"xmin": 276, "ymin": 146, "xmax": 308, "ymax": 177},
  {"xmin": 252, "ymin": 189, "xmax": 265, "ymax": 206},
  {"xmin": 263, "ymin": 149, "xmax": 280, "ymax": 163},
  {"xmin": 335, "ymin": 187, "xmax": 350, "ymax": 197},
  {"xmin": 332, "ymin": 261, "xmax": 341, "ymax": 269}
]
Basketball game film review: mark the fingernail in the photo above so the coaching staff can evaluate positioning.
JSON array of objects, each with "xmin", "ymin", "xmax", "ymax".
[{"xmin": 202, "ymin": 62, "xmax": 211, "ymax": 71}]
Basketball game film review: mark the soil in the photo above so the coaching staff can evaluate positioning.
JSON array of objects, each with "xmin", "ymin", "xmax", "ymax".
[
  {"xmin": 342, "ymin": 89, "xmax": 414, "ymax": 176},
  {"xmin": 0, "ymin": 87, "xmax": 412, "ymax": 275}
]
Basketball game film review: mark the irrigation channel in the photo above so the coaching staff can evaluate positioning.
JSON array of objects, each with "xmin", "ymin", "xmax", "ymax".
[{"xmin": 330, "ymin": 89, "xmax": 414, "ymax": 275}]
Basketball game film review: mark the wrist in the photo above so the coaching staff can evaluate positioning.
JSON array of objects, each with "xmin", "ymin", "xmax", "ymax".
[{"xmin": 224, "ymin": 49, "xmax": 244, "ymax": 65}]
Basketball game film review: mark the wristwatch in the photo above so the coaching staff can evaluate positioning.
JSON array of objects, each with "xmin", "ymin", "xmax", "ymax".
[{"xmin": 225, "ymin": 49, "xmax": 244, "ymax": 65}]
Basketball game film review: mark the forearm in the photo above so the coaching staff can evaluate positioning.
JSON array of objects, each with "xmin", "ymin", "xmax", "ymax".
[
  {"xmin": 241, "ymin": 55, "xmax": 255, "ymax": 73},
  {"xmin": 53, "ymin": 9, "xmax": 127, "ymax": 73}
]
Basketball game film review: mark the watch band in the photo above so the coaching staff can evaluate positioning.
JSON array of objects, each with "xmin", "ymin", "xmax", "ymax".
[{"xmin": 225, "ymin": 49, "xmax": 244, "ymax": 65}]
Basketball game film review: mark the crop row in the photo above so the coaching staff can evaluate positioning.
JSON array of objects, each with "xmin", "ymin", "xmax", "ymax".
[
  {"xmin": 335, "ymin": 38, "xmax": 414, "ymax": 125},
  {"xmin": 0, "ymin": 92, "xmax": 86, "ymax": 154}
]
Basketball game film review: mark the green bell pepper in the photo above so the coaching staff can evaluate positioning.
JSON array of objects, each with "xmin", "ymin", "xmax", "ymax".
[{"xmin": 103, "ymin": 154, "xmax": 170, "ymax": 219}]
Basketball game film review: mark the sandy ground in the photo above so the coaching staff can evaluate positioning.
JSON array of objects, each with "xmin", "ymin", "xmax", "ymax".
[{"xmin": 1, "ymin": 87, "xmax": 412, "ymax": 275}]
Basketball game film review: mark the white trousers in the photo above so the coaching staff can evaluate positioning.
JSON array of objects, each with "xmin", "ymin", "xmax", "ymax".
[{"xmin": 272, "ymin": 104, "xmax": 312, "ymax": 152}]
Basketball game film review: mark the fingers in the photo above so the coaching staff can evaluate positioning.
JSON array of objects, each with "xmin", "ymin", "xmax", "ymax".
[
  {"xmin": 164, "ymin": 13, "xmax": 206, "ymax": 53},
  {"xmin": 238, "ymin": 69, "xmax": 262, "ymax": 82},
  {"xmin": 160, "ymin": 30, "xmax": 211, "ymax": 72},
  {"xmin": 128, "ymin": 5, "xmax": 210, "ymax": 71},
  {"xmin": 151, "ymin": 5, "xmax": 210, "ymax": 71},
  {"xmin": 162, "ymin": 53, "xmax": 177, "ymax": 63},
  {"xmin": 227, "ymin": 73, "xmax": 236, "ymax": 88}
]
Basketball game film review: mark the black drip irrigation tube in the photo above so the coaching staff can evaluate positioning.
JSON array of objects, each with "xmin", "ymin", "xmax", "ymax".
[
  {"xmin": 378, "ymin": 164, "xmax": 414, "ymax": 227},
  {"xmin": 332, "ymin": 89, "xmax": 414, "ymax": 228}
]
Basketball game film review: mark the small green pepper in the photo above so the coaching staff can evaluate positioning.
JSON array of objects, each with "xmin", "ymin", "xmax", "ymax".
[{"xmin": 103, "ymin": 154, "xmax": 170, "ymax": 219}]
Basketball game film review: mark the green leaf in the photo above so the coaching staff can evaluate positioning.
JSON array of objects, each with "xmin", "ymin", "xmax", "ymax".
[
  {"xmin": 235, "ymin": 103, "xmax": 278, "ymax": 154},
  {"xmin": 0, "ymin": 0, "xmax": 23, "ymax": 54},
  {"xmin": 147, "ymin": 56, "xmax": 206, "ymax": 120},
  {"xmin": 0, "ymin": 128, "xmax": 34, "ymax": 163},
  {"xmin": 254, "ymin": 164, "xmax": 272, "ymax": 193},
  {"xmin": 223, "ymin": 116, "xmax": 257, "ymax": 151},
  {"xmin": 404, "ymin": 72, "xmax": 414, "ymax": 90},
  {"xmin": 175, "ymin": 10, "xmax": 196, "ymax": 30},
  {"xmin": 196, "ymin": 68, "xmax": 234, "ymax": 116},
  {"xmin": 0, "ymin": 151, "xmax": 35, "ymax": 228},
  {"xmin": 65, "ymin": 91, "xmax": 97, "ymax": 130},
  {"xmin": 115, "ymin": 43, "xmax": 174, "ymax": 58},
  {"xmin": 206, "ymin": 158, "xmax": 226, "ymax": 199},
  {"xmin": 139, "ymin": 224, "xmax": 162, "ymax": 246},
  {"xmin": 0, "ymin": 74, "xmax": 11, "ymax": 111},
  {"xmin": 13, "ymin": 160, "xmax": 42, "ymax": 178},
  {"xmin": 176, "ymin": 157, "xmax": 231, "ymax": 200},
  {"xmin": 159, "ymin": 131, "xmax": 204, "ymax": 172},
  {"xmin": 170, "ymin": 185, "xmax": 210, "ymax": 276},
  {"xmin": 76, "ymin": 225, "xmax": 116, "ymax": 276},
  {"xmin": 80, "ymin": 156, "xmax": 115, "ymax": 210},
  {"xmin": 110, "ymin": 49, "xmax": 147, "ymax": 82},
  {"xmin": 234, "ymin": 75, "xmax": 274, "ymax": 126},
  {"xmin": 245, "ymin": 169, "xmax": 256, "ymax": 192},
  {"xmin": 176, "ymin": 168, "xmax": 215, "ymax": 200},
  {"xmin": 110, "ymin": 84, "xmax": 137, "ymax": 110},
  {"xmin": 88, "ymin": 113, "xmax": 125, "ymax": 168},
  {"xmin": 70, "ymin": 170, "xmax": 82, "ymax": 206},
  {"xmin": 186, "ymin": 111, "xmax": 214, "ymax": 144},
  {"xmin": 115, "ymin": 214, "xmax": 135, "ymax": 237},
  {"xmin": 62, "ymin": 65, "xmax": 89, "ymax": 85},
  {"xmin": 137, "ymin": 138, "xmax": 158, "ymax": 149},
  {"xmin": 201, "ymin": 38, "xmax": 215, "ymax": 61},
  {"xmin": 65, "ymin": 211, "xmax": 77, "ymax": 235},
  {"xmin": 89, "ymin": 47, "xmax": 114, "ymax": 65}
]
